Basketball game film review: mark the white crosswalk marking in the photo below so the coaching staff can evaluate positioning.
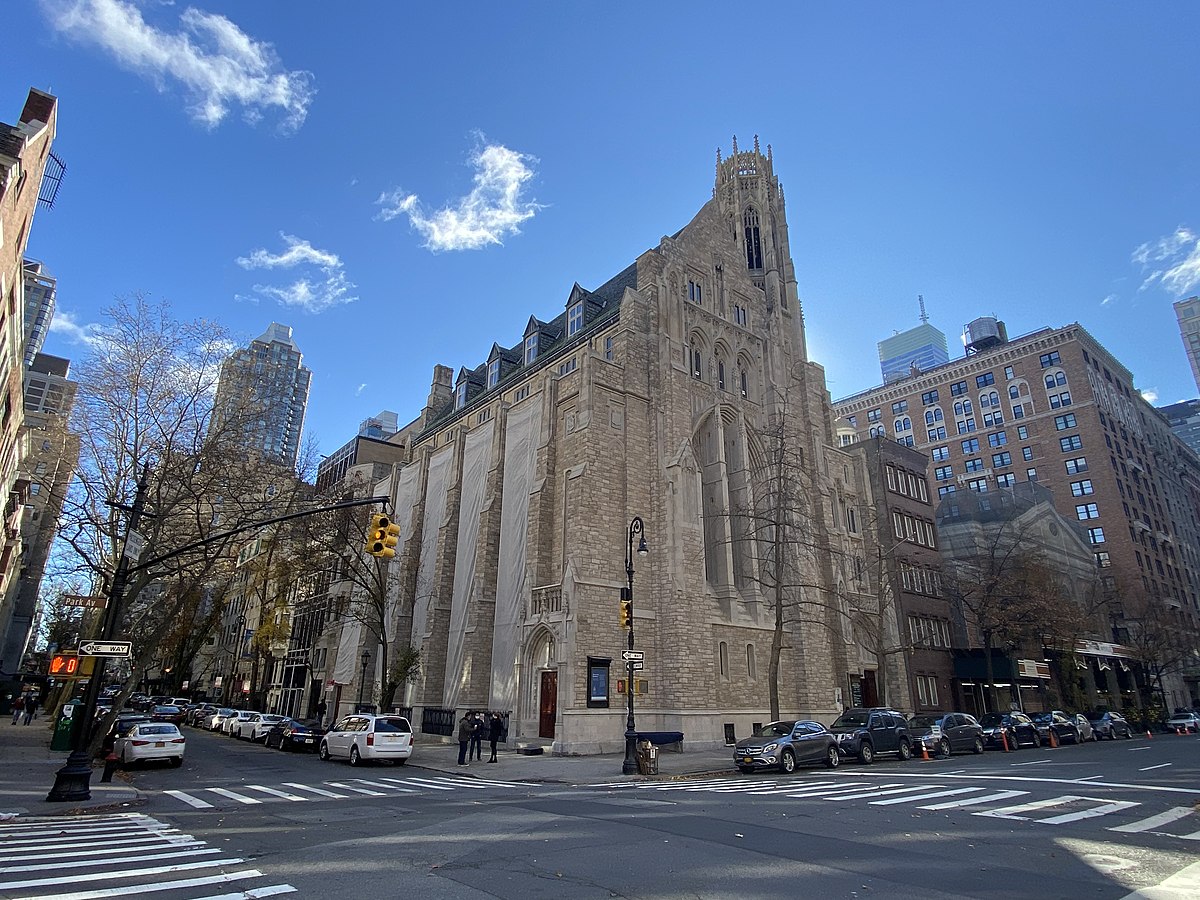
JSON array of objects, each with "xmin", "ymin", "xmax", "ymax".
[
  {"xmin": 975, "ymin": 795, "xmax": 1088, "ymax": 820},
  {"xmin": 786, "ymin": 782, "xmax": 898, "ymax": 799},
  {"xmin": 206, "ymin": 787, "xmax": 264, "ymax": 805},
  {"xmin": 350, "ymin": 779, "xmax": 409, "ymax": 791},
  {"xmin": 0, "ymin": 813, "xmax": 296, "ymax": 898},
  {"xmin": 872, "ymin": 787, "xmax": 985, "ymax": 806},
  {"xmin": 161, "ymin": 774, "xmax": 533, "ymax": 809},
  {"xmin": 1038, "ymin": 800, "xmax": 1140, "ymax": 825},
  {"xmin": 918, "ymin": 790, "xmax": 1029, "ymax": 810},
  {"xmin": 1110, "ymin": 807, "xmax": 1196, "ymax": 834},
  {"xmin": 282, "ymin": 782, "xmax": 349, "ymax": 799},
  {"xmin": 244, "ymin": 785, "xmax": 308, "ymax": 801},
  {"xmin": 163, "ymin": 788, "xmax": 215, "ymax": 808},
  {"xmin": 326, "ymin": 781, "xmax": 386, "ymax": 796},
  {"xmin": 828, "ymin": 785, "xmax": 945, "ymax": 801}
]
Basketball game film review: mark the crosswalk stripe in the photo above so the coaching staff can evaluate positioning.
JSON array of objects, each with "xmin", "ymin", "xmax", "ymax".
[
  {"xmin": 3, "ymin": 834, "xmax": 193, "ymax": 855},
  {"xmin": 350, "ymin": 779, "xmax": 409, "ymax": 791},
  {"xmin": 41, "ymin": 868, "xmax": 266, "ymax": 900},
  {"xmin": 386, "ymin": 777, "xmax": 455, "ymax": 790},
  {"xmin": 0, "ymin": 824, "xmax": 169, "ymax": 844},
  {"xmin": 871, "ymin": 787, "xmax": 985, "ymax": 806},
  {"xmin": 975, "ymin": 795, "xmax": 1084, "ymax": 820},
  {"xmin": 282, "ymin": 782, "xmax": 348, "ymax": 799},
  {"xmin": 918, "ymin": 790, "xmax": 1028, "ymax": 810},
  {"xmin": 0, "ymin": 856, "xmax": 246, "ymax": 891},
  {"xmin": 4, "ymin": 840, "xmax": 204, "ymax": 864},
  {"xmin": 425, "ymin": 777, "xmax": 492, "ymax": 790},
  {"xmin": 1, "ymin": 847, "xmax": 220, "ymax": 874},
  {"xmin": 326, "ymin": 781, "xmax": 386, "ymax": 796},
  {"xmin": 825, "ymin": 785, "xmax": 942, "ymax": 802},
  {"xmin": 1038, "ymin": 800, "xmax": 1140, "ymax": 825},
  {"xmin": 164, "ymin": 789, "xmax": 216, "ymax": 808},
  {"xmin": 372, "ymin": 778, "xmax": 420, "ymax": 792},
  {"xmin": 244, "ymin": 785, "xmax": 308, "ymax": 802},
  {"xmin": 785, "ymin": 782, "xmax": 896, "ymax": 799},
  {"xmin": 1109, "ymin": 807, "xmax": 1196, "ymax": 833},
  {"xmin": 193, "ymin": 886, "xmax": 298, "ymax": 900},
  {"xmin": 748, "ymin": 781, "xmax": 838, "ymax": 795},
  {"xmin": 206, "ymin": 788, "xmax": 263, "ymax": 805}
]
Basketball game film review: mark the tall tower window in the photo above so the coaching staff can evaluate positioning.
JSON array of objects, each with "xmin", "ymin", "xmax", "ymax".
[{"xmin": 743, "ymin": 208, "xmax": 763, "ymax": 270}]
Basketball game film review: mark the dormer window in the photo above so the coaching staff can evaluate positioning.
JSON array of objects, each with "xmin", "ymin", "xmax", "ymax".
[
  {"xmin": 487, "ymin": 359, "xmax": 500, "ymax": 389},
  {"xmin": 568, "ymin": 302, "xmax": 584, "ymax": 336},
  {"xmin": 455, "ymin": 383, "xmax": 468, "ymax": 410},
  {"xmin": 524, "ymin": 333, "xmax": 539, "ymax": 365}
]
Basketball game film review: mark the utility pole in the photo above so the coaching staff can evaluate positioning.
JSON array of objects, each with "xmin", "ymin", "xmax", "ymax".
[{"xmin": 48, "ymin": 463, "xmax": 150, "ymax": 802}]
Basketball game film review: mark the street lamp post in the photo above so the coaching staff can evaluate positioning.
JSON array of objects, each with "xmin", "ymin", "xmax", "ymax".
[
  {"xmin": 622, "ymin": 516, "xmax": 648, "ymax": 775},
  {"xmin": 358, "ymin": 648, "xmax": 370, "ymax": 709}
]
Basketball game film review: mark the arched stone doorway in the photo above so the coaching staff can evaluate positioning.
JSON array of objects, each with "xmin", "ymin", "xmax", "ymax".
[{"xmin": 525, "ymin": 629, "xmax": 557, "ymax": 740}]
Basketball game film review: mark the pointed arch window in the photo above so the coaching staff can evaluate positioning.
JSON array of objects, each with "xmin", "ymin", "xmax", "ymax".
[
  {"xmin": 740, "ymin": 367, "xmax": 749, "ymax": 398},
  {"xmin": 690, "ymin": 341, "xmax": 703, "ymax": 379},
  {"xmin": 718, "ymin": 358, "xmax": 726, "ymax": 390},
  {"xmin": 743, "ymin": 208, "xmax": 763, "ymax": 270}
]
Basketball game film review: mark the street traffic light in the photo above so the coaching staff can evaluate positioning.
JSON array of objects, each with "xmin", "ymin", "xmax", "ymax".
[
  {"xmin": 365, "ymin": 513, "xmax": 401, "ymax": 558},
  {"xmin": 619, "ymin": 597, "xmax": 633, "ymax": 628}
]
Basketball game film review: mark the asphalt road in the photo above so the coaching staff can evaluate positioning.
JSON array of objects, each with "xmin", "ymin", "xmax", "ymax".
[{"xmin": 27, "ymin": 728, "xmax": 1200, "ymax": 898}]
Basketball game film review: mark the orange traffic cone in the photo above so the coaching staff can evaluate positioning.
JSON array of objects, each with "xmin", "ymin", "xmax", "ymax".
[
  {"xmin": 1048, "ymin": 728, "xmax": 1059, "ymax": 749},
  {"xmin": 1146, "ymin": 729, "xmax": 1152, "ymax": 739},
  {"xmin": 920, "ymin": 742, "xmax": 931, "ymax": 761}
]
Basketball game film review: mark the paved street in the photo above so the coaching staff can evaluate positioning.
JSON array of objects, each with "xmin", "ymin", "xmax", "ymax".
[{"xmin": 5, "ymin": 726, "xmax": 1191, "ymax": 898}]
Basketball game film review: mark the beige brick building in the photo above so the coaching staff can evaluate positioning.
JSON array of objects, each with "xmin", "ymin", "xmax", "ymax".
[{"xmin": 328, "ymin": 140, "xmax": 865, "ymax": 751}]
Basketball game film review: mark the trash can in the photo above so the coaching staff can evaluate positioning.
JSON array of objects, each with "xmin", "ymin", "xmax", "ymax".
[
  {"xmin": 636, "ymin": 739, "xmax": 658, "ymax": 776},
  {"xmin": 51, "ymin": 701, "xmax": 83, "ymax": 752}
]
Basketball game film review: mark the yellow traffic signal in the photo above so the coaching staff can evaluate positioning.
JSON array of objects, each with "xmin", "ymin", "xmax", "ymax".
[
  {"xmin": 365, "ymin": 513, "xmax": 401, "ymax": 558},
  {"xmin": 619, "ymin": 597, "xmax": 632, "ymax": 628}
]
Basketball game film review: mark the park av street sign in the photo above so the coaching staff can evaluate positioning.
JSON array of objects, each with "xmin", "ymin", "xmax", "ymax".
[{"xmin": 78, "ymin": 641, "xmax": 132, "ymax": 658}]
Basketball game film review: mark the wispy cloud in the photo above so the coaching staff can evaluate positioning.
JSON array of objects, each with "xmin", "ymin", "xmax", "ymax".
[
  {"xmin": 48, "ymin": 309, "xmax": 102, "ymax": 345},
  {"xmin": 376, "ymin": 140, "xmax": 541, "ymax": 252},
  {"xmin": 1141, "ymin": 388, "xmax": 1159, "ymax": 403},
  {"xmin": 41, "ymin": 0, "xmax": 314, "ymax": 131},
  {"xmin": 355, "ymin": 383, "xmax": 366, "ymax": 396},
  {"xmin": 1133, "ymin": 226, "xmax": 1200, "ymax": 295},
  {"xmin": 1100, "ymin": 294, "xmax": 1117, "ymax": 307},
  {"xmin": 236, "ymin": 234, "xmax": 355, "ymax": 314}
]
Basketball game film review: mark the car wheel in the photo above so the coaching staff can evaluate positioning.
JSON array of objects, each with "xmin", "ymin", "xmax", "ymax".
[
  {"xmin": 938, "ymin": 738, "xmax": 952, "ymax": 758},
  {"xmin": 858, "ymin": 742, "xmax": 875, "ymax": 764},
  {"xmin": 349, "ymin": 746, "xmax": 362, "ymax": 767},
  {"xmin": 780, "ymin": 750, "xmax": 796, "ymax": 774},
  {"xmin": 1031, "ymin": 731, "xmax": 1041, "ymax": 749},
  {"xmin": 318, "ymin": 741, "xmax": 330, "ymax": 761},
  {"xmin": 824, "ymin": 745, "xmax": 840, "ymax": 769},
  {"xmin": 897, "ymin": 740, "xmax": 913, "ymax": 761},
  {"xmin": 738, "ymin": 766, "xmax": 754, "ymax": 774},
  {"xmin": 169, "ymin": 757, "xmax": 182, "ymax": 768},
  {"xmin": 1123, "ymin": 727, "xmax": 1133, "ymax": 740},
  {"xmin": 972, "ymin": 737, "xmax": 984, "ymax": 755}
]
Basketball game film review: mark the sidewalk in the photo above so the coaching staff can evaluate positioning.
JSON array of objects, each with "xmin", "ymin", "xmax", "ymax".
[
  {"xmin": 407, "ymin": 738, "xmax": 738, "ymax": 784},
  {"xmin": 0, "ymin": 719, "xmax": 141, "ymax": 818}
]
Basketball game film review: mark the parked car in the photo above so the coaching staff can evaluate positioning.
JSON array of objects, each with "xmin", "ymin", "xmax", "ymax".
[
  {"xmin": 1029, "ymin": 710, "xmax": 1082, "ymax": 744},
  {"xmin": 978, "ymin": 711, "xmax": 1041, "ymax": 749},
  {"xmin": 236, "ymin": 713, "xmax": 288, "ymax": 741},
  {"xmin": 1071, "ymin": 714, "xmax": 1097, "ymax": 742},
  {"xmin": 114, "ymin": 721, "xmax": 186, "ymax": 767},
  {"xmin": 734, "ymin": 720, "xmax": 840, "ymax": 773},
  {"xmin": 1086, "ymin": 710, "xmax": 1133, "ymax": 740},
  {"xmin": 1166, "ymin": 711, "xmax": 1200, "ymax": 733},
  {"xmin": 320, "ymin": 714, "xmax": 414, "ymax": 766},
  {"xmin": 225, "ymin": 710, "xmax": 260, "ymax": 736},
  {"xmin": 265, "ymin": 718, "xmax": 324, "ymax": 752},
  {"xmin": 187, "ymin": 704, "xmax": 216, "ymax": 727},
  {"xmin": 102, "ymin": 713, "xmax": 150, "ymax": 754},
  {"xmin": 169, "ymin": 697, "xmax": 192, "ymax": 708},
  {"xmin": 906, "ymin": 712, "xmax": 985, "ymax": 756},
  {"xmin": 829, "ymin": 708, "xmax": 912, "ymax": 763},
  {"xmin": 204, "ymin": 707, "xmax": 236, "ymax": 731},
  {"xmin": 150, "ymin": 705, "xmax": 186, "ymax": 725}
]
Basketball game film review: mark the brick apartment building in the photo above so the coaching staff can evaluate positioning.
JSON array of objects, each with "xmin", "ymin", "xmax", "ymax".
[{"xmin": 834, "ymin": 320, "xmax": 1200, "ymax": 710}]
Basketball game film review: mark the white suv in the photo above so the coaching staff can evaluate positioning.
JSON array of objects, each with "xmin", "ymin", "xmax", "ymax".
[{"xmin": 320, "ymin": 714, "xmax": 414, "ymax": 766}]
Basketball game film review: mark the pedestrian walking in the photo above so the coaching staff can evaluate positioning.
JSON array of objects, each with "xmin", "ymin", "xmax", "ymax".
[
  {"xmin": 469, "ymin": 712, "xmax": 484, "ymax": 761},
  {"xmin": 22, "ymin": 696, "xmax": 38, "ymax": 725},
  {"xmin": 10, "ymin": 695, "xmax": 23, "ymax": 725},
  {"xmin": 457, "ymin": 711, "xmax": 474, "ymax": 766},
  {"xmin": 487, "ymin": 711, "xmax": 503, "ymax": 763},
  {"xmin": 315, "ymin": 700, "xmax": 327, "ymax": 729}
]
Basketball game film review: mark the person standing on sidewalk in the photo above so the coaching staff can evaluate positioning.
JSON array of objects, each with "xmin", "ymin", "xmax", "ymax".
[
  {"xmin": 22, "ymin": 695, "xmax": 38, "ymax": 725},
  {"xmin": 457, "ymin": 711, "xmax": 473, "ymax": 766},
  {"xmin": 10, "ymin": 695, "xmax": 23, "ymax": 725},
  {"xmin": 315, "ymin": 700, "xmax": 327, "ymax": 730},
  {"xmin": 469, "ymin": 712, "xmax": 484, "ymax": 762},
  {"xmin": 487, "ymin": 712, "xmax": 503, "ymax": 763}
]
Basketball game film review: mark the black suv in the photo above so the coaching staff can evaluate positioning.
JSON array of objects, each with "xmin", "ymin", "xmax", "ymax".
[{"xmin": 829, "ymin": 707, "xmax": 912, "ymax": 763}]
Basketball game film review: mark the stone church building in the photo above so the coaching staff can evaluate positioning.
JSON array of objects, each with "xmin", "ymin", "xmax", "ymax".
[{"xmin": 337, "ymin": 139, "xmax": 871, "ymax": 752}]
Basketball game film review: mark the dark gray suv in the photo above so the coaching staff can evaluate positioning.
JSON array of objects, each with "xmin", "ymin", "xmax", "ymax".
[
  {"xmin": 830, "ymin": 708, "xmax": 913, "ymax": 763},
  {"xmin": 734, "ymin": 720, "xmax": 840, "ymax": 774}
]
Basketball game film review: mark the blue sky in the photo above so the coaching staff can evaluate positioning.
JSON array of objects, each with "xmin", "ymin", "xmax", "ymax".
[{"xmin": 7, "ymin": 1, "xmax": 1200, "ymax": 455}]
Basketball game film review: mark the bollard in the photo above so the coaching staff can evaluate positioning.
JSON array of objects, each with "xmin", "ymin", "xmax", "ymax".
[{"xmin": 100, "ymin": 752, "xmax": 119, "ymax": 784}]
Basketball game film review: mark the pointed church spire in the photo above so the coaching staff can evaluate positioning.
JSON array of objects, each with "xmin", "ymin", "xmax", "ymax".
[{"xmin": 753, "ymin": 134, "xmax": 761, "ymax": 156}]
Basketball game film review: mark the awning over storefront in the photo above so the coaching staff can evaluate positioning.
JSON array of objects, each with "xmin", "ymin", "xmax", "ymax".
[{"xmin": 1074, "ymin": 639, "xmax": 1135, "ymax": 660}]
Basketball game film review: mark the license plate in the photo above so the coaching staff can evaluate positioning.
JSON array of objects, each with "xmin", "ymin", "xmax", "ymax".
[
  {"xmin": 743, "ymin": 757, "xmax": 753, "ymax": 764},
  {"xmin": 155, "ymin": 741, "xmax": 164, "ymax": 748},
  {"xmin": 302, "ymin": 737, "xmax": 313, "ymax": 743}
]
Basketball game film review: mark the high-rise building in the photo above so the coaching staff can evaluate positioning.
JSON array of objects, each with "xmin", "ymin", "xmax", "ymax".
[
  {"xmin": 0, "ymin": 88, "xmax": 58, "ymax": 679},
  {"xmin": 835, "ymin": 320, "xmax": 1200, "ymax": 710},
  {"xmin": 1173, "ymin": 296, "xmax": 1200, "ymax": 394},
  {"xmin": 211, "ymin": 323, "xmax": 311, "ymax": 469},
  {"xmin": 878, "ymin": 298, "xmax": 950, "ymax": 384},
  {"xmin": 21, "ymin": 259, "xmax": 55, "ymax": 368},
  {"xmin": 1159, "ymin": 399, "xmax": 1200, "ymax": 460}
]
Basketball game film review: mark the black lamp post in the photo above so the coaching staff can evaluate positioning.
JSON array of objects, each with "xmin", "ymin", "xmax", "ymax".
[
  {"xmin": 358, "ymin": 649, "xmax": 370, "ymax": 708},
  {"xmin": 622, "ymin": 516, "xmax": 648, "ymax": 775}
]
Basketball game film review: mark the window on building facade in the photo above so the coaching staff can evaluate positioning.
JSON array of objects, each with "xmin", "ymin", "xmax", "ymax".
[
  {"xmin": 558, "ymin": 357, "xmax": 577, "ymax": 376},
  {"xmin": 719, "ymin": 641, "xmax": 729, "ymax": 678},
  {"xmin": 917, "ymin": 675, "xmax": 939, "ymax": 707},
  {"xmin": 928, "ymin": 426, "xmax": 947, "ymax": 441},
  {"xmin": 568, "ymin": 301, "xmax": 584, "ymax": 335},
  {"xmin": 1054, "ymin": 413, "xmax": 1077, "ymax": 430},
  {"xmin": 733, "ymin": 304, "xmax": 748, "ymax": 326},
  {"xmin": 487, "ymin": 359, "xmax": 501, "ymax": 389},
  {"xmin": 1049, "ymin": 391, "xmax": 1072, "ymax": 408},
  {"xmin": 967, "ymin": 477, "xmax": 988, "ymax": 493},
  {"xmin": 1071, "ymin": 479, "xmax": 1094, "ymax": 496},
  {"xmin": 988, "ymin": 431, "xmax": 1007, "ymax": 447},
  {"xmin": 691, "ymin": 343, "xmax": 703, "ymax": 379},
  {"xmin": 992, "ymin": 451, "xmax": 1012, "ymax": 467},
  {"xmin": 922, "ymin": 389, "xmax": 939, "ymax": 405},
  {"xmin": 1022, "ymin": 447, "xmax": 1034, "ymax": 461},
  {"xmin": 1027, "ymin": 467, "xmax": 1038, "ymax": 481},
  {"xmin": 1045, "ymin": 370, "xmax": 1067, "ymax": 388},
  {"xmin": 1076, "ymin": 503, "xmax": 1100, "ymax": 520},
  {"xmin": 935, "ymin": 465, "xmax": 953, "ymax": 481},
  {"xmin": 718, "ymin": 360, "xmax": 726, "ymax": 390},
  {"xmin": 867, "ymin": 408, "xmax": 882, "ymax": 423},
  {"xmin": 604, "ymin": 335, "xmax": 615, "ymax": 360},
  {"xmin": 1040, "ymin": 351, "xmax": 1061, "ymax": 368},
  {"xmin": 938, "ymin": 484, "xmax": 957, "ymax": 498},
  {"xmin": 892, "ymin": 400, "xmax": 908, "ymax": 414},
  {"xmin": 740, "ymin": 368, "xmax": 749, "ymax": 398},
  {"xmin": 1065, "ymin": 457, "xmax": 1088, "ymax": 474},
  {"xmin": 455, "ymin": 383, "xmax": 468, "ymax": 410},
  {"xmin": 962, "ymin": 438, "xmax": 980, "ymax": 454},
  {"xmin": 1096, "ymin": 551, "xmax": 1111, "ymax": 567},
  {"xmin": 932, "ymin": 446, "xmax": 949, "ymax": 462},
  {"xmin": 965, "ymin": 458, "xmax": 984, "ymax": 473},
  {"xmin": 524, "ymin": 333, "xmax": 539, "ymax": 365},
  {"xmin": 977, "ymin": 373, "xmax": 995, "ymax": 388},
  {"xmin": 1005, "ymin": 366, "xmax": 1015, "ymax": 380},
  {"xmin": 746, "ymin": 644, "xmax": 757, "ymax": 680},
  {"xmin": 744, "ymin": 208, "xmax": 763, "ymax": 269},
  {"xmin": 1017, "ymin": 425, "xmax": 1029, "ymax": 440},
  {"xmin": 1060, "ymin": 435, "xmax": 1083, "ymax": 452},
  {"xmin": 514, "ymin": 385, "xmax": 531, "ymax": 402},
  {"xmin": 951, "ymin": 381, "xmax": 968, "ymax": 397},
  {"xmin": 996, "ymin": 472, "xmax": 1016, "ymax": 488},
  {"xmin": 1012, "ymin": 403, "xmax": 1026, "ymax": 419},
  {"xmin": 1087, "ymin": 526, "xmax": 1105, "ymax": 544}
]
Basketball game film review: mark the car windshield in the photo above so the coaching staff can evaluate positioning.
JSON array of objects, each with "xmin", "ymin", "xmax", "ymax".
[
  {"xmin": 261, "ymin": 715, "xmax": 285, "ymax": 723},
  {"xmin": 908, "ymin": 715, "xmax": 943, "ymax": 728},
  {"xmin": 153, "ymin": 706, "xmax": 180, "ymax": 713},
  {"xmin": 218, "ymin": 708, "xmax": 234, "ymax": 716},
  {"xmin": 978, "ymin": 713, "xmax": 1006, "ymax": 727},
  {"xmin": 291, "ymin": 719, "xmax": 319, "ymax": 730},
  {"xmin": 1028, "ymin": 713, "xmax": 1052, "ymax": 723},
  {"xmin": 751, "ymin": 721, "xmax": 795, "ymax": 738},
  {"xmin": 137, "ymin": 724, "xmax": 179, "ymax": 736},
  {"xmin": 374, "ymin": 718, "xmax": 412, "ymax": 733},
  {"xmin": 832, "ymin": 712, "xmax": 869, "ymax": 728}
]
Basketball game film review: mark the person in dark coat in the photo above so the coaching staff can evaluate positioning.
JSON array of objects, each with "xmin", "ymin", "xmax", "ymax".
[
  {"xmin": 487, "ymin": 712, "xmax": 504, "ymax": 763},
  {"xmin": 457, "ymin": 711, "xmax": 473, "ymax": 766},
  {"xmin": 469, "ymin": 712, "xmax": 484, "ymax": 761},
  {"xmin": 315, "ymin": 700, "xmax": 327, "ymax": 729}
]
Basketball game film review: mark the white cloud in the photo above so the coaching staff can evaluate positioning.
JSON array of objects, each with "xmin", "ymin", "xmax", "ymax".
[
  {"xmin": 376, "ymin": 141, "xmax": 541, "ymax": 252},
  {"xmin": 1141, "ymin": 388, "xmax": 1159, "ymax": 403},
  {"xmin": 355, "ymin": 383, "xmax": 366, "ymax": 396},
  {"xmin": 41, "ymin": 0, "xmax": 314, "ymax": 131},
  {"xmin": 1133, "ymin": 226, "xmax": 1200, "ymax": 296},
  {"xmin": 48, "ymin": 309, "xmax": 102, "ymax": 345},
  {"xmin": 236, "ymin": 234, "xmax": 355, "ymax": 313},
  {"xmin": 1100, "ymin": 294, "xmax": 1117, "ymax": 307}
]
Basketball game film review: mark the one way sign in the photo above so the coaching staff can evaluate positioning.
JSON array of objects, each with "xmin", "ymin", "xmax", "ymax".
[{"xmin": 78, "ymin": 641, "xmax": 132, "ymax": 658}]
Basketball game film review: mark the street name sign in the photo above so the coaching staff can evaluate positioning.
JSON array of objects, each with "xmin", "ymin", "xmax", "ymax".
[
  {"xmin": 63, "ymin": 594, "xmax": 106, "ymax": 609},
  {"xmin": 631, "ymin": 661, "xmax": 645, "ymax": 670},
  {"xmin": 621, "ymin": 650, "xmax": 645, "ymax": 661},
  {"xmin": 79, "ymin": 641, "xmax": 132, "ymax": 658}
]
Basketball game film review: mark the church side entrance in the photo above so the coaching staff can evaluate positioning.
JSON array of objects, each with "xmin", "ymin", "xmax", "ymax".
[{"xmin": 539, "ymin": 670, "xmax": 557, "ymax": 738}]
